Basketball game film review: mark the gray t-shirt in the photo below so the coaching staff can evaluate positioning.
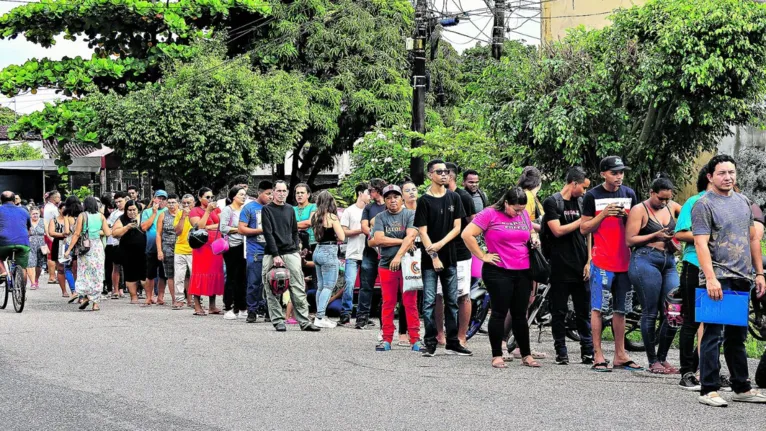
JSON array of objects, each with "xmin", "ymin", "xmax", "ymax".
[
  {"xmin": 371, "ymin": 208, "xmax": 415, "ymax": 268},
  {"xmin": 691, "ymin": 191, "xmax": 754, "ymax": 282}
]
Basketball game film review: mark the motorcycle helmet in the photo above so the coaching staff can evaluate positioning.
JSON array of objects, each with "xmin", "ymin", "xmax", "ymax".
[
  {"xmin": 664, "ymin": 288, "xmax": 684, "ymax": 329},
  {"xmin": 267, "ymin": 265, "xmax": 290, "ymax": 296},
  {"xmin": 188, "ymin": 229, "xmax": 209, "ymax": 250}
]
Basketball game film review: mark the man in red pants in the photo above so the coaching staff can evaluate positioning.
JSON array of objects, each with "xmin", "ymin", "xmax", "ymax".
[{"xmin": 368, "ymin": 185, "xmax": 421, "ymax": 351}]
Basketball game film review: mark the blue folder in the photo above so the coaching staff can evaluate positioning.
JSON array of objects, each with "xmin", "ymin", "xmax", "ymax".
[{"xmin": 694, "ymin": 288, "xmax": 749, "ymax": 327}]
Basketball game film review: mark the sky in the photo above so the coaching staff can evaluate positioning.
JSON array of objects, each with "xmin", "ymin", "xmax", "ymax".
[{"xmin": 0, "ymin": 0, "xmax": 541, "ymax": 114}]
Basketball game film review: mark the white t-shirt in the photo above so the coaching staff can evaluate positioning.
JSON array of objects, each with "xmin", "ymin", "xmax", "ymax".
[
  {"xmin": 43, "ymin": 202, "xmax": 59, "ymax": 236},
  {"xmin": 340, "ymin": 204, "xmax": 365, "ymax": 261},
  {"xmin": 106, "ymin": 209, "xmax": 124, "ymax": 246}
]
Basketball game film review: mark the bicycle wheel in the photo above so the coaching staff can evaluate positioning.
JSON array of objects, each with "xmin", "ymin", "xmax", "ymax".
[
  {"xmin": 466, "ymin": 292, "xmax": 489, "ymax": 340},
  {"xmin": 11, "ymin": 264, "xmax": 25, "ymax": 313},
  {"xmin": 0, "ymin": 275, "xmax": 8, "ymax": 309}
]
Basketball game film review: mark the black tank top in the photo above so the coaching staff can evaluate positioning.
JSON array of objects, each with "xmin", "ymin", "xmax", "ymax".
[
  {"xmin": 638, "ymin": 202, "xmax": 676, "ymax": 236},
  {"xmin": 318, "ymin": 226, "xmax": 338, "ymax": 243}
]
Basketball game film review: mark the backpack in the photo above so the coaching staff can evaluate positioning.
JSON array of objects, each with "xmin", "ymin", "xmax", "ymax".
[{"xmin": 540, "ymin": 192, "xmax": 583, "ymax": 258}]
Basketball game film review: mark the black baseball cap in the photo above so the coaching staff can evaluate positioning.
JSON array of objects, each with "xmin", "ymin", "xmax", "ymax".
[{"xmin": 600, "ymin": 156, "xmax": 631, "ymax": 172}]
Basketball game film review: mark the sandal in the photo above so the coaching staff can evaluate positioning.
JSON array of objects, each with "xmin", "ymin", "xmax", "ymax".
[
  {"xmin": 615, "ymin": 360, "xmax": 645, "ymax": 371},
  {"xmin": 502, "ymin": 354, "xmax": 514, "ymax": 362},
  {"xmin": 660, "ymin": 361, "xmax": 680, "ymax": 374},
  {"xmin": 171, "ymin": 302, "xmax": 185, "ymax": 310},
  {"xmin": 140, "ymin": 303, "xmax": 152, "ymax": 307},
  {"xmin": 591, "ymin": 362, "xmax": 612, "ymax": 372},
  {"xmin": 78, "ymin": 299, "xmax": 90, "ymax": 310},
  {"xmin": 67, "ymin": 293, "xmax": 79, "ymax": 304},
  {"xmin": 208, "ymin": 308, "xmax": 222, "ymax": 315},
  {"xmin": 111, "ymin": 294, "xmax": 120, "ymax": 299},
  {"xmin": 92, "ymin": 305, "xmax": 100, "ymax": 311},
  {"xmin": 648, "ymin": 362, "xmax": 668, "ymax": 374},
  {"xmin": 130, "ymin": 300, "xmax": 140, "ymax": 305},
  {"xmin": 193, "ymin": 311, "xmax": 207, "ymax": 316},
  {"xmin": 492, "ymin": 358, "xmax": 507, "ymax": 369},
  {"xmin": 521, "ymin": 356, "xmax": 541, "ymax": 368}
]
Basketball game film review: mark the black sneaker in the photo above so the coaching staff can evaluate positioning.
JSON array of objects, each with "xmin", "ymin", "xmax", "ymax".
[
  {"xmin": 367, "ymin": 320, "xmax": 376, "ymax": 328},
  {"xmin": 246, "ymin": 311, "xmax": 257, "ymax": 323},
  {"xmin": 338, "ymin": 315, "xmax": 350, "ymax": 325},
  {"xmin": 355, "ymin": 316, "xmax": 368, "ymax": 330},
  {"xmin": 679, "ymin": 372, "xmax": 701, "ymax": 391},
  {"xmin": 556, "ymin": 355, "xmax": 570, "ymax": 365},
  {"xmin": 274, "ymin": 322, "xmax": 287, "ymax": 332},
  {"xmin": 301, "ymin": 323, "xmax": 321, "ymax": 332},
  {"xmin": 445, "ymin": 344, "xmax": 473, "ymax": 356},
  {"xmin": 422, "ymin": 345, "xmax": 437, "ymax": 357},
  {"xmin": 581, "ymin": 355, "xmax": 594, "ymax": 365},
  {"xmin": 719, "ymin": 374, "xmax": 733, "ymax": 392}
]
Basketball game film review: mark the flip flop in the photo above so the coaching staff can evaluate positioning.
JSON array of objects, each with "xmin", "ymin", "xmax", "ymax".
[
  {"xmin": 139, "ymin": 303, "xmax": 152, "ymax": 308},
  {"xmin": 614, "ymin": 360, "xmax": 644, "ymax": 371},
  {"xmin": 193, "ymin": 311, "xmax": 207, "ymax": 316},
  {"xmin": 591, "ymin": 362, "xmax": 612, "ymax": 372},
  {"xmin": 492, "ymin": 360, "xmax": 508, "ymax": 369},
  {"xmin": 521, "ymin": 356, "xmax": 542, "ymax": 368},
  {"xmin": 208, "ymin": 309, "xmax": 222, "ymax": 315}
]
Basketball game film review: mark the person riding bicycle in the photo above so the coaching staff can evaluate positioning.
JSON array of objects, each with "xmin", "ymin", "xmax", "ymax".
[{"xmin": 0, "ymin": 191, "xmax": 32, "ymax": 279}]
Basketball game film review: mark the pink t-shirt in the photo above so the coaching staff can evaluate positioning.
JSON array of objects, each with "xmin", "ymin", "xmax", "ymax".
[{"xmin": 472, "ymin": 208, "xmax": 531, "ymax": 270}]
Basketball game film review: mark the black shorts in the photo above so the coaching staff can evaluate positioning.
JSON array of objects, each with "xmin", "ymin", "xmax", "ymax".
[
  {"xmin": 105, "ymin": 244, "xmax": 123, "ymax": 265},
  {"xmin": 146, "ymin": 251, "xmax": 167, "ymax": 280},
  {"xmin": 122, "ymin": 246, "xmax": 146, "ymax": 283}
]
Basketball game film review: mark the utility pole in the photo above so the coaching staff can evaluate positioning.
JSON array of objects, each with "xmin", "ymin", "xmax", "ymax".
[
  {"xmin": 409, "ymin": 0, "xmax": 428, "ymax": 186},
  {"xmin": 493, "ymin": 0, "xmax": 505, "ymax": 59}
]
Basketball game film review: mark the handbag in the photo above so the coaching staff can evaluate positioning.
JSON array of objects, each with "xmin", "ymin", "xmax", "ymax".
[
  {"xmin": 40, "ymin": 244, "xmax": 49, "ymax": 255},
  {"xmin": 524, "ymin": 210, "xmax": 550, "ymax": 283},
  {"xmin": 73, "ymin": 214, "xmax": 91, "ymax": 256},
  {"xmin": 402, "ymin": 248, "xmax": 424, "ymax": 292},
  {"xmin": 211, "ymin": 209, "xmax": 234, "ymax": 255}
]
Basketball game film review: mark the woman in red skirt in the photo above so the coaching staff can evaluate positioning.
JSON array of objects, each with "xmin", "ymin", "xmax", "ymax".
[{"xmin": 188, "ymin": 187, "xmax": 225, "ymax": 315}]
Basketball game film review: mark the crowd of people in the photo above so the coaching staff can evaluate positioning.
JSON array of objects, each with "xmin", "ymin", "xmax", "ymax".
[{"xmin": 1, "ymin": 155, "xmax": 766, "ymax": 407}]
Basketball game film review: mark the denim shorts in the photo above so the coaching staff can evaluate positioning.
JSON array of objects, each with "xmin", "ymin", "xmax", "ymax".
[{"xmin": 590, "ymin": 262, "xmax": 633, "ymax": 314}]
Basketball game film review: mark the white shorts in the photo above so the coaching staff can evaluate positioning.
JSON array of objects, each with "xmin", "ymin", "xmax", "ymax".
[{"xmin": 436, "ymin": 259, "xmax": 472, "ymax": 297}]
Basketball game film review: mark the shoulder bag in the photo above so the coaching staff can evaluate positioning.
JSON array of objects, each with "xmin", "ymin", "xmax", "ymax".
[
  {"xmin": 73, "ymin": 214, "xmax": 91, "ymax": 256},
  {"xmin": 524, "ymin": 210, "xmax": 550, "ymax": 284},
  {"xmin": 212, "ymin": 208, "xmax": 234, "ymax": 255}
]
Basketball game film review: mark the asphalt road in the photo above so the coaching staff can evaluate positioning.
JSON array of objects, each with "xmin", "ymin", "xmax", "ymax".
[{"xmin": 1, "ymin": 284, "xmax": 764, "ymax": 431}]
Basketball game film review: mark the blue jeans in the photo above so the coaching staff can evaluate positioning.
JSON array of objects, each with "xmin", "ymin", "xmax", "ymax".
[
  {"xmin": 699, "ymin": 278, "xmax": 753, "ymax": 395},
  {"xmin": 628, "ymin": 247, "xmax": 680, "ymax": 365},
  {"xmin": 423, "ymin": 266, "xmax": 459, "ymax": 349},
  {"xmin": 342, "ymin": 259, "xmax": 360, "ymax": 318},
  {"xmin": 246, "ymin": 254, "xmax": 265, "ymax": 314},
  {"xmin": 313, "ymin": 244, "xmax": 339, "ymax": 319},
  {"xmin": 356, "ymin": 253, "xmax": 379, "ymax": 320}
]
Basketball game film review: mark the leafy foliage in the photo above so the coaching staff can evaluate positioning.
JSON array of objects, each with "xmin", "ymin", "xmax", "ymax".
[
  {"xmin": 71, "ymin": 186, "xmax": 93, "ymax": 201},
  {"xmin": 737, "ymin": 147, "xmax": 766, "ymax": 208},
  {"xmin": 485, "ymin": 0, "xmax": 766, "ymax": 194},
  {"xmin": 94, "ymin": 39, "xmax": 309, "ymax": 192},
  {"xmin": 0, "ymin": 106, "xmax": 16, "ymax": 126},
  {"xmin": 0, "ymin": 142, "xmax": 44, "ymax": 162}
]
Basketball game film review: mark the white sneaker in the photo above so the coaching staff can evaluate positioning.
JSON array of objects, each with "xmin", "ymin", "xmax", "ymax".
[
  {"xmin": 313, "ymin": 317, "xmax": 336, "ymax": 328},
  {"xmin": 223, "ymin": 310, "xmax": 237, "ymax": 320},
  {"xmin": 732, "ymin": 390, "xmax": 766, "ymax": 403},
  {"xmin": 698, "ymin": 392, "xmax": 728, "ymax": 407},
  {"xmin": 237, "ymin": 311, "xmax": 247, "ymax": 319}
]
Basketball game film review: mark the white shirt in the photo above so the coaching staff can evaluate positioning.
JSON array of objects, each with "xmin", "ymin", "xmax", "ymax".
[
  {"xmin": 340, "ymin": 204, "xmax": 365, "ymax": 261},
  {"xmin": 43, "ymin": 202, "xmax": 59, "ymax": 236},
  {"xmin": 106, "ymin": 209, "xmax": 124, "ymax": 246}
]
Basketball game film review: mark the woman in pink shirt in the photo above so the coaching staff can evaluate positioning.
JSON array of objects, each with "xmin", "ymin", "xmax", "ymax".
[{"xmin": 462, "ymin": 187, "xmax": 540, "ymax": 368}]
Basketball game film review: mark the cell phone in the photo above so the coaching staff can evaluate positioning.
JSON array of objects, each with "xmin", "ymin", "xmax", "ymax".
[{"xmin": 665, "ymin": 229, "xmax": 675, "ymax": 235}]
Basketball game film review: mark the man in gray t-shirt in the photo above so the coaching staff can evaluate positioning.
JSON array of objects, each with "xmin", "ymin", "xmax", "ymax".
[
  {"xmin": 691, "ymin": 155, "xmax": 766, "ymax": 406},
  {"xmin": 371, "ymin": 204, "xmax": 416, "ymax": 268}
]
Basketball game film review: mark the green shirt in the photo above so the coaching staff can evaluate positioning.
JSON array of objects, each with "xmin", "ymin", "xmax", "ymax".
[
  {"xmin": 676, "ymin": 191, "xmax": 704, "ymax": 267},
  {"xmin": 294, "ymin": 203, "xmax": 317, "ymax": 245}
]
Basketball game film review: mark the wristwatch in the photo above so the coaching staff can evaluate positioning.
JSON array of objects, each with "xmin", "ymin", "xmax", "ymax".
[{"xmin": 429, "ymin": 251, "xmax": 438, "ymax": 259}]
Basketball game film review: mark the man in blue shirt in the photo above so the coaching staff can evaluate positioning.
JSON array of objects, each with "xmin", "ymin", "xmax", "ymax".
[
  {"xmin": 674, "ymin": 166, "xmax": 710, "ymax": 391},
  {"xmin": 140, "ymin": 190, "xmax": 168, "ymax": 305},
  {"xmin": 239, "ymin": 181, "xmax": 273, "ymax": 323},
  {"xmin": 0, "ymin": 191, "xmax": 31, "ymax": 273}
]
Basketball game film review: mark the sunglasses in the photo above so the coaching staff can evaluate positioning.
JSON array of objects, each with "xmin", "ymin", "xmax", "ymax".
[{"xmin": 431, "ymin": 169, "xmax": 450, "ymax": 176}]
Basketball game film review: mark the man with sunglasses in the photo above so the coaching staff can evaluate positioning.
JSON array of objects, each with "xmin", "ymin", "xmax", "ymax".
[
  {"xmin": 140, "ymin": 190, "xmax": 169, "ymax": 305},
  {"xmin": 580, "ymin": 156, "xmax": 639, "ymax": 372},
  {"xmin": 416, "ymin": 159, "xmax": 471, "ymax": 357},
  {"xmin": 355, "ymin": 178, "xmax": 388, "ymax": 329}
]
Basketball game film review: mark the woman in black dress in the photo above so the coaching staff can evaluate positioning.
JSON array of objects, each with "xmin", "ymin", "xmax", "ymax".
[{"xmin": 111, "ymin": 200, "xmax": 147, "ymax": 304}]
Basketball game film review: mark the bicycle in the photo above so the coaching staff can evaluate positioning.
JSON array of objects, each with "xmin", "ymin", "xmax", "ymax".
[{"xmin": 0, "ymin": 250, "xmax": 27, "ymax": 313}]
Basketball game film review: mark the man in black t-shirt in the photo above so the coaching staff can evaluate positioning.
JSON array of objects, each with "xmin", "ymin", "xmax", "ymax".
[
  {"xmin": 541, "ymin": 167, "xmax": 593, "ymax": 365},
  {"xmin": 355, "ymin": 178, "xmax": 388, "ymax": 329},
  {"xmin": 415, "ymin": 159, "xmax": 471, "ymax": 357}
]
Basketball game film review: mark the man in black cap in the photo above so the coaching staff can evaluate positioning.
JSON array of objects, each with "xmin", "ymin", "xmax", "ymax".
[{"xmin": 580, "ymin": 156, "xmax": 640, "ymax": 372}]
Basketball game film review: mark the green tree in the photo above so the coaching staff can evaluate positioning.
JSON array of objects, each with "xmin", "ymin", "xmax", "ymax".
[
  {"xmin": 94, "ymin": 39, "xmax": 309, "ymax": 192},
  {"xmin": 485, "ymin": 0, "xmax": 766, "ymax": 193},
  {"xmin": 0, "ymin": 142, "xmax": 44, "ymax": 162},
  {"xmin": 0, "ymin": 106, "xmax": 16, "ymax": 126}
]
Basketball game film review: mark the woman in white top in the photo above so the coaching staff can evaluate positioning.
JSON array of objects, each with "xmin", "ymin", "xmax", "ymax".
[{"xmin": 220, "ymin": 186, "xmax": 247, "ymax": 320}]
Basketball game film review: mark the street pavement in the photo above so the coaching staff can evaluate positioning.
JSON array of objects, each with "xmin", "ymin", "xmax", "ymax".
[{"xmin": 1, "ymin": 284, "xmax": 764, "ymax": 431}]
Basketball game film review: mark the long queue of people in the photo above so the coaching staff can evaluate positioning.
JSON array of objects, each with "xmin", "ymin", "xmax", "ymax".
[{"xmin": 1, "ymin": 155, "xmax": 765, "ymax": 407}]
